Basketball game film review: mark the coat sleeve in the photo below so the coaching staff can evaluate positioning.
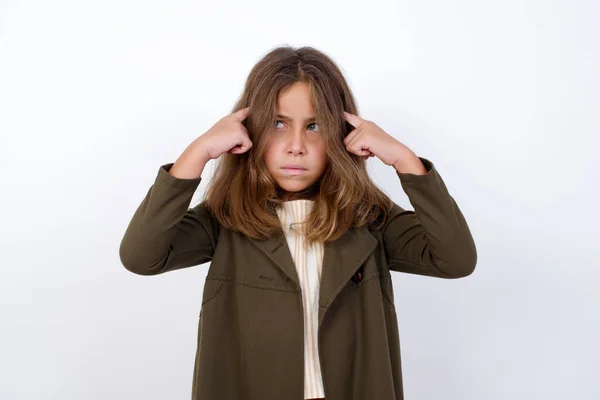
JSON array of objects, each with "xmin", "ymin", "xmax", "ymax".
[
  {"xmin": 382, "ymin": 157, "xmax": 477, "ymax": 279},
  {"xmin": 118, "ymin": 163, "xmax": 219, "ymax": 276}
]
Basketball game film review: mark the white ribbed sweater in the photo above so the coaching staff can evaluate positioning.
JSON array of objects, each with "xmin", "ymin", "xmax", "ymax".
[{"xmin": 275, "ymin": 199, "xmax": 325, "ymax": 399}]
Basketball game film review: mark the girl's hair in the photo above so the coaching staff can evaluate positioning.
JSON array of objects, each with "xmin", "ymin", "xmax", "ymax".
[{"xmin": 203, "ymin": 45, "xmax": 393, "ymax": 245}]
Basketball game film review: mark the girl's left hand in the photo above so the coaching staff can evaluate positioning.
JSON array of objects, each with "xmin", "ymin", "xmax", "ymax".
[{"xmin": 343, "ymin": 111, "xmax": 409, "ymax": 167}]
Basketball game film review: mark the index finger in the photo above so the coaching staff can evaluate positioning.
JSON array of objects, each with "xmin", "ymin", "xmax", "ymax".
[
  {"xmin": 343, "ymin": 111, "xmax": 363, "ymax": 128},
  {"xmin": 233, "ymin": 107, "xmax": 250, "ymax": 121}
]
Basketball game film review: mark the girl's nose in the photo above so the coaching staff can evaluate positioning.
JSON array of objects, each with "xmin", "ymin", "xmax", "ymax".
[{"xmin": 287, "ymin": 129, "xmax": 307, "ymax": 154}]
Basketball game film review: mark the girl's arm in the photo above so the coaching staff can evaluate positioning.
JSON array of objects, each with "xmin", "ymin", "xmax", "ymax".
[
  {"xmin": 382, "ymin": 157, "xmax": 477, "ymax": 279},
  {"xmin": 118, "ymin": 161, "xmax": 219, "ymax": 276},
  {"xmin": 118, "ymin": 107, "xmax": 251, "ymax": 276}
]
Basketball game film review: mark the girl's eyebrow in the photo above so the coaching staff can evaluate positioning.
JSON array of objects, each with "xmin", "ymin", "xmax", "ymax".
[{"xmin": 276, "ymin": 114, "xmax": 317, "ymax": 123}]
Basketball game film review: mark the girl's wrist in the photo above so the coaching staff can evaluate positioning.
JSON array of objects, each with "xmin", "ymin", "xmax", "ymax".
[{"xmin": 392, "ymin": 150, "xmax": 427, "ymax": 175}]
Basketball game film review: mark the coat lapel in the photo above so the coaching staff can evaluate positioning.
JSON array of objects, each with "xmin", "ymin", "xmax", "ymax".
[
  {"xmin": 317, "ymin": 225, "xmax": 378, "ymax": 326},
  {"xmin": 248, "ymin": 225, "xmax": 378, "ymax": 326},
  {"xmin": 248, "ymin": 229, "xmax": 301, "ymax": 285}
]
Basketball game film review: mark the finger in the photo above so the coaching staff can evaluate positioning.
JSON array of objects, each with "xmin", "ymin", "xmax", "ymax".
[
  {"xmin": 348, "ymin": 138, "xmax": 372, "ymax": 157},
  {"xmin": 353, "ymin": 149, "xmax": 370, "ymax": 158},
  {"xmin": 231, "ymin": 138, "xmax": 253, "ymax": 154},
  {"xmin": 343, "ymin": 111, "xmax": 363, "ymax": 129},
  {"xmin": 343, "ymin": 126, "xmax": 361, "ymax": 146},
  {"xmin": 345, "ymin": 130, "xmax": 363, "ymax": 151},
  {"xmin": 233, "ymin": 107, "xmax": 250, "ymax": 121}
]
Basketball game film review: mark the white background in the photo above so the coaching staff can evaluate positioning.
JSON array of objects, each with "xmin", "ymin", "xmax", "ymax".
[{"xmin": 1, "ymin": 0, "xmax": 599, "ymax": 399}]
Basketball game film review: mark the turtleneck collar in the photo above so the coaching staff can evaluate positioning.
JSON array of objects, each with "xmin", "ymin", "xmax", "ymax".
[{"xmin": 276, "ymin": 199, "xmax": 315, "ymax": 234}]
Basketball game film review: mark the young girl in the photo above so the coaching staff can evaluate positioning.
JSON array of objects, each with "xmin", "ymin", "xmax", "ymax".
[{"xmin": 119, "ymin": 46, "xmax": 477, "ymax": 400}]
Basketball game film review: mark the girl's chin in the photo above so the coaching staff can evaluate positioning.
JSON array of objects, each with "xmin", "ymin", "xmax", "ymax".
[{"xmin": 275, "ymin": 182, "xmax": 320, "ymax": 201}]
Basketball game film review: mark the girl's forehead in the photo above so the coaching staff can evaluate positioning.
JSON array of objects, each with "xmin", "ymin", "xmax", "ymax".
[{"xmin": 276, "ymin": 82, "xmax": 314, "ymax": 103}]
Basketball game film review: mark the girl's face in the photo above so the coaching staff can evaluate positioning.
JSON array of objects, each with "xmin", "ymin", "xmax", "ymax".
[{"xmin": 264, "ymin": 81, "xmax": 327, "ymax": 199}]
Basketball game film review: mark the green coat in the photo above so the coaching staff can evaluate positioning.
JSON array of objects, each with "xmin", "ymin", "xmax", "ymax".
[{"xmin": 119, "ymin": 157, "xmax": 477, "ymax": 400}]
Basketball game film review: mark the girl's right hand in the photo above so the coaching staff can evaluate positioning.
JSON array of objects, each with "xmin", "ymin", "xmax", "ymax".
[{"xmin": 194, "ymin": 107, "xmax": 253, "ymax": 162}]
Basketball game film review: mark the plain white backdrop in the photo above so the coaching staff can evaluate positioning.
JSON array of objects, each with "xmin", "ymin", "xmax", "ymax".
[{"xmin": 1, "ymin": 0, "xmax": 598, "ymax": 398}]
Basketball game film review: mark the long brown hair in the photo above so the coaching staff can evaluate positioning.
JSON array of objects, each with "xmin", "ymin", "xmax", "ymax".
[{"xmin": 203, "ymin": 45, "xmax": 393, "ymax": 245}]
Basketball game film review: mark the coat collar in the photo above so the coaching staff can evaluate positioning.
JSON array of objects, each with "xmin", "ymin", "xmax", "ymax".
[{"xmin": 248, "ymin": 225, "xmax": 378, "ymax": 325}]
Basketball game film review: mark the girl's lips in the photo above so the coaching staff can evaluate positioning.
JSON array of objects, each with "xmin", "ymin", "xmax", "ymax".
[
  {"xmin": 282, "ymin": 167, "xmax": 307, "ymax": 175},
  {"xmin": 282, "ymin": 165, "xmax": 307, "ymax": 170}
]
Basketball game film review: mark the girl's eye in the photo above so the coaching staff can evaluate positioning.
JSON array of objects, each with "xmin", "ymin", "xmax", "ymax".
[{"xmin": 274, "ymin": 120, "xmax": 320, "ymax": 132}]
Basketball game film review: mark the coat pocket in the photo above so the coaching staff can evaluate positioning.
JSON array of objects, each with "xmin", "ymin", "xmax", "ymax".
[
  {"xmin": 380, "ymin": 275, "xmax": 396, "ymax": 309},
  {"xmin": 201, "ymin": 278, "xmax": 226, "ymax": 306}
]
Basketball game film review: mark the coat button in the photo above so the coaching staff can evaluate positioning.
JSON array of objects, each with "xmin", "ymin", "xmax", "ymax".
[{"xmin": 352, "ymin": 271, "xmax": 363, "ymax": 283}]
